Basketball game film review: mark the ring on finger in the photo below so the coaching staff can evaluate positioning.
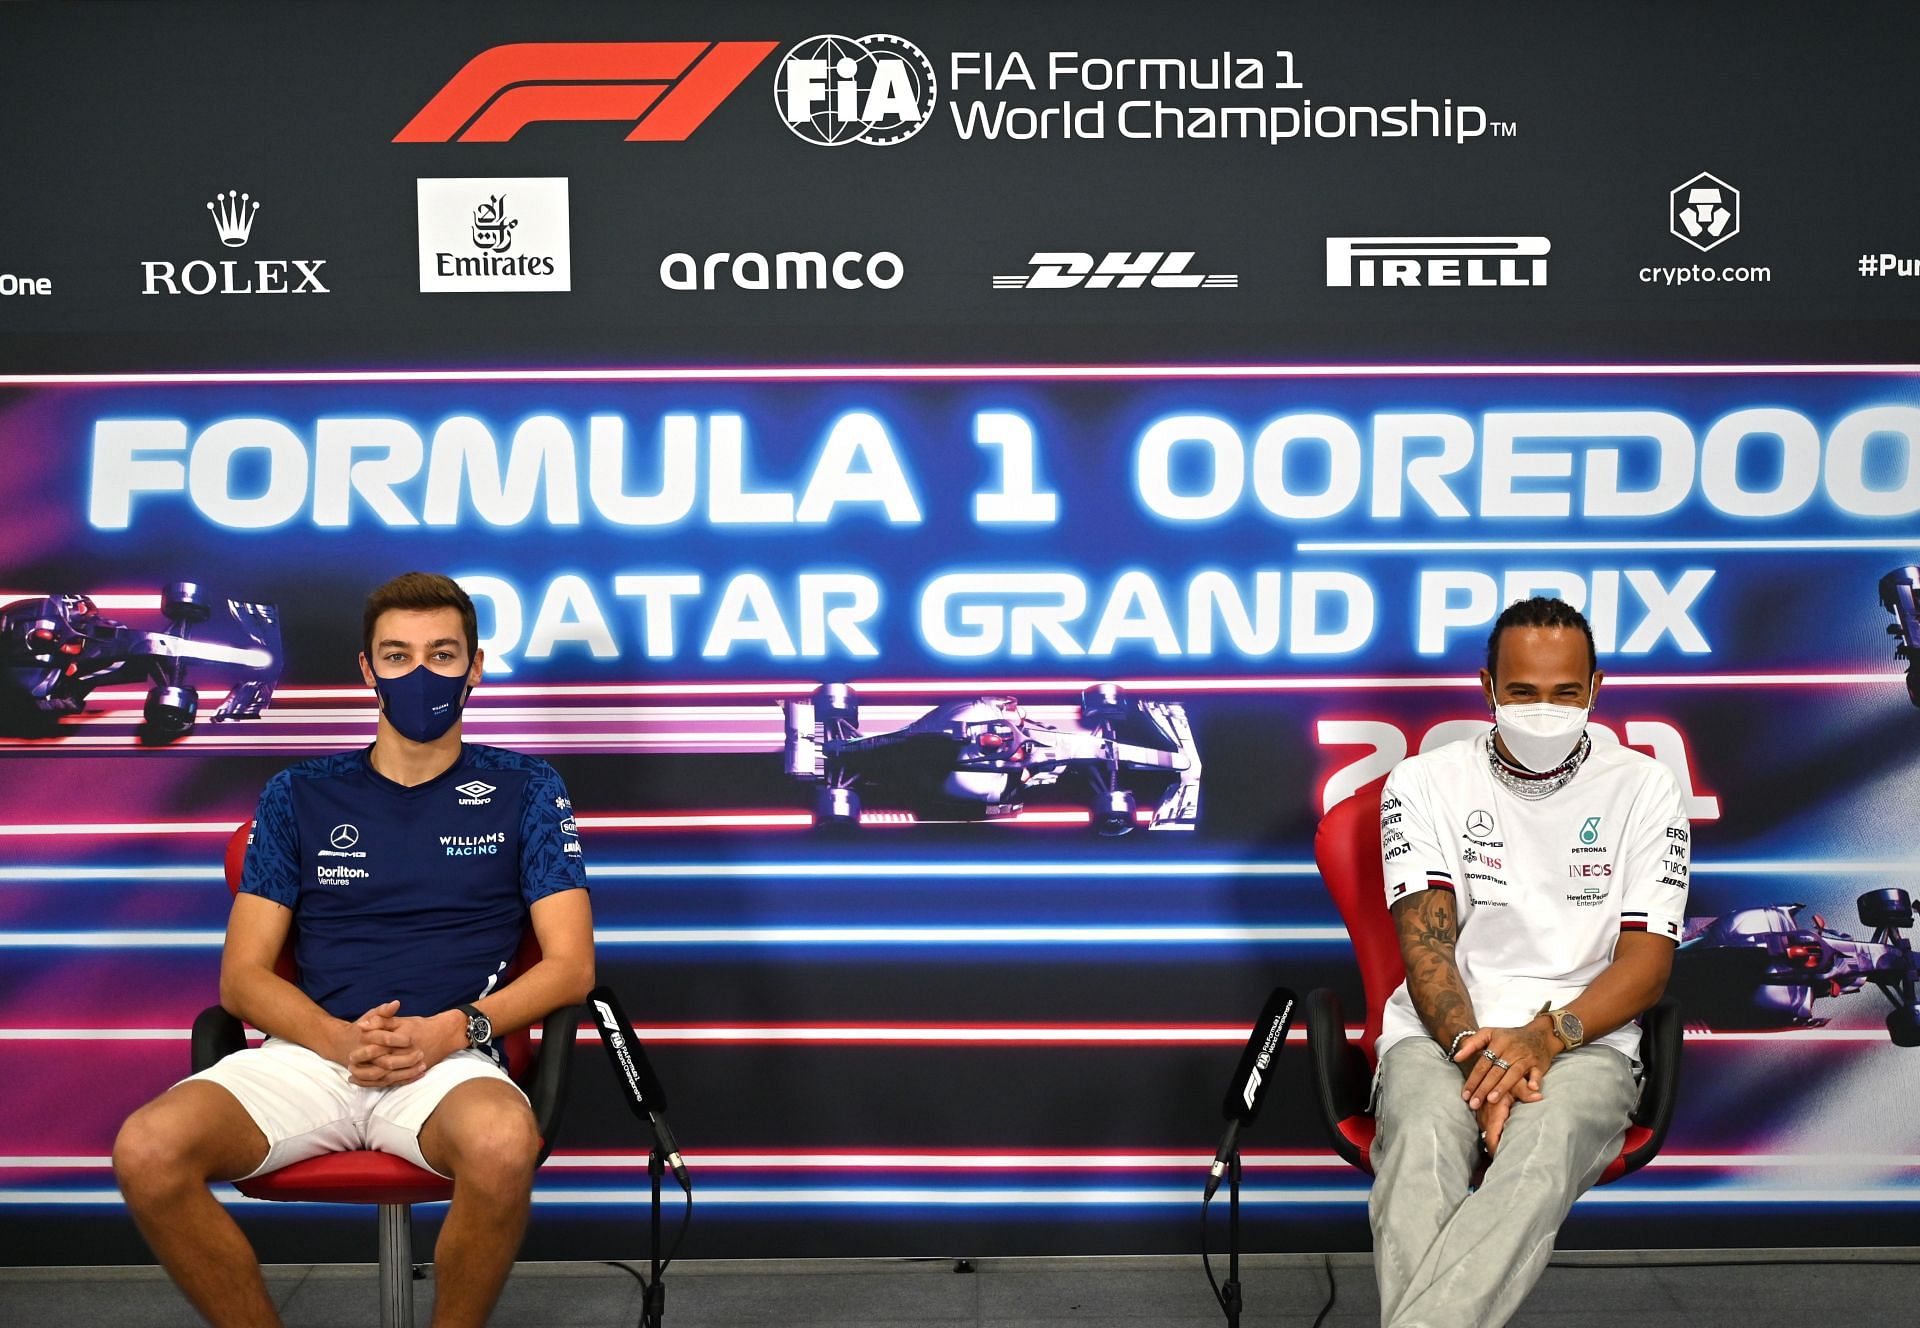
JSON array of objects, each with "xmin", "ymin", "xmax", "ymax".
[{"xmin": 1491, "ymin": 1055, "xmax": 1512, "ymax": 1069}]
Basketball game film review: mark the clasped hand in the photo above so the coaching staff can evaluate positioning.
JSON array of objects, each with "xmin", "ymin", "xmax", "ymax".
[
  {"xmin": 334, "ymin": 1000, "xmax": 462, "ymax": 1088},
  {"xmin": 1452, "ymin": 1020, "xmax": 1557, "ymax": 1111}
]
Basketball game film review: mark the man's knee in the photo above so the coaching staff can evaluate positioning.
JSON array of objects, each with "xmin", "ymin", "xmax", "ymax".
[
  {"xmin": 114, "ymin": 1098, "xmax": 210, "ymax": 1200},
  {"xmin": 440, "ymin": 1094, "xmax": 539, "ymax": 1191}
]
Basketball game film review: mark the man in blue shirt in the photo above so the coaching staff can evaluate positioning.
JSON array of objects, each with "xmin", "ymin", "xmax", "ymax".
[{"xmin": 113, "ymin": 572, "xmax": 595, "ymax": 1328}]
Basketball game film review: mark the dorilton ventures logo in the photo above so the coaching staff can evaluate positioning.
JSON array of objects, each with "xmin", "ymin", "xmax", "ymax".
[
  {"xmin": 395, "ymin": 41, "xmax": 778, "ymax": 142},
  {"xmin": 1669, "ymin": 172, "xmax": 1739, "ymax": 252},
  {"xmin": 1325, "ymin": 237, "xmax": 1548, "ymax": 287},
  {"xmin": 992, "ymin": 251, "xmax": 1238, "ymax": 289},
  {"xmin": 142, "ymin": 191, "xmax": 330, "ymax": 296},
  {"xmin": 417, "ymin": 178, "xmax": 570, "ymax": 292},
  {"xmin": 776, "ymin": 34, "xmax": 937, "ymax": 146},
  {"xmin": 661, "ymin": 249, "xmax": 904, "ymax": 291}
]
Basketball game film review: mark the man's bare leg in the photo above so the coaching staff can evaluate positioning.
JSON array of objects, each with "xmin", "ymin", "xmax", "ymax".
[
  {"xmin": 113, "ymin": 1081, "xmax": 277, "ymax": 1327},
  {"xmin": 417, "ymin": 1078, "xmax": 540, "ymax": 1328}
]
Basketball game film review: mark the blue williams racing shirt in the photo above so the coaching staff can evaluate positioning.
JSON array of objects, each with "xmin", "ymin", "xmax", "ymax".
[{"xmin": 238, "ymin": 744, "xmax": 588, "ymax": 1021}]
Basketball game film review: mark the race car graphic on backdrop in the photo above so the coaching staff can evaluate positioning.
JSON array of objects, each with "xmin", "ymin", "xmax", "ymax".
[
  {"xmin": 1881, "ymin": 565, "xmax": 1920, "ymax": 707},
  {"xmin": 1672, "ymin": 888, "xmax": 1920, "ymax": 1045},
  {"xmin": 0, "ymin": 582, "xmax": 281, "ymax": 740},
  {"xmin": 782, "ymin": 682, "xmax": 1201, "ymax": 835}
]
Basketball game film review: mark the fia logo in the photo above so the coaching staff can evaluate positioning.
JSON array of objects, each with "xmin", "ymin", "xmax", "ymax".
[
  {"xmin": 1580, "ymin": 816, "xmax": 1602, "ymax": 845},
  {"xmin": 776, "ymin": 35, "xmax": 937, "ymax": 146}
]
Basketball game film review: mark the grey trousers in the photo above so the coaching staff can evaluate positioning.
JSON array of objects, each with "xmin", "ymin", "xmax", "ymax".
[{"xmin": 1368, "ymin": 1036, "xmax": 1637, "ymax": 1328}]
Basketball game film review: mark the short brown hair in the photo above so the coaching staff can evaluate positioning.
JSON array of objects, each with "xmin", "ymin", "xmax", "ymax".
[
  {"xmin": 362, "ymin": 572, "xmax": 478, "ymax": 662},
  {"xmin": 1485, "ymin": 595, "xmax": 1597, "ymax": 679}
]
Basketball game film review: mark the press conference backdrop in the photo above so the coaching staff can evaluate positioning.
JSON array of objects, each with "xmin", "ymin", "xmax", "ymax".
[{"xmin": 1, "ymin": 1, "xmax": 1917, "ymax": 1265}]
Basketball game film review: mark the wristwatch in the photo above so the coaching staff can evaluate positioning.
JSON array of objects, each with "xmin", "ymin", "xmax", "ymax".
[
  {"xmin": 1540, "ymin": 1003, "xmax": 1584, "ymax": 1050},
  {"xmin": 456, "ymin": 1003, "xmax": 493, "ymax": 1052}
]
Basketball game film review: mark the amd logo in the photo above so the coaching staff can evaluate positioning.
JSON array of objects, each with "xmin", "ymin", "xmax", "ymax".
[
  {"xmin": 1325, "ymin": 236, "xmax": 1548, "ymax": 288},
  {"xmin": 661, "ymin": 250, "xmax": 904, "ymax": 291}
]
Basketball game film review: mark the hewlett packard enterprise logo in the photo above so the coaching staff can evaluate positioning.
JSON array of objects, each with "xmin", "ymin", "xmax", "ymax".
[{"xmin": 1325, "ymin": 237, "xmax": 1549, "ymax": 288}]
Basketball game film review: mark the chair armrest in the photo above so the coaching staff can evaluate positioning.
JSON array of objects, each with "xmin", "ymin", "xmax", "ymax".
[
  {"xmin": 1625, "ymin": 994, "xmax": 1683, "ymax": 1162},
  {"xmin": 527, "ymin": 1003, "xmax": 582, "ymax": 1165},
  {"xmin": 191, "ymin": 1006, "xmax": 247, "ymax": 1074},
  {"xmin": 1305, "ymin": 987, "xmax": 1372, "ymax": 1126}
]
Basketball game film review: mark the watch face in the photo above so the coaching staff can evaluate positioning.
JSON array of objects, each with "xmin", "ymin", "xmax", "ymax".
[
  {"xmin": 469, "ymin": 1014, "xmax": 492, "ymax": 1045},
  {"xmin": 1561, "ymin": 1012, "xmax": 1584, "ymax": 1044}
]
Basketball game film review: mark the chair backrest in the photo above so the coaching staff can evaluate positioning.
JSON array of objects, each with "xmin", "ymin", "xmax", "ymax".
[
  {"xmin": 224, "ymin": 820, "xmax": 541, "ymax": 1080},
  {"xmin": 1312, "ymin": 775, "xmax": 1405, "ymax": 1063}
]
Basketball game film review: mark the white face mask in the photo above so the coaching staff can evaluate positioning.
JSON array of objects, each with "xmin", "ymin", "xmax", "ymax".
[{"xmin": 1493, "ymin": 685, "xmax": 1592, "ymax": 773}]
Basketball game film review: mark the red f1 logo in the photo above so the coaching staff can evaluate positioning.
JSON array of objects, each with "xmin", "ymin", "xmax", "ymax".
[{"xmin": 395, "ymin": 41, "xmax": 778, "ymax": 142}]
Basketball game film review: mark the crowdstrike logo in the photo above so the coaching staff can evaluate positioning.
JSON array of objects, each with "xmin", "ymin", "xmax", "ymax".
[
  {"xmin": 1669, "ymin": 172, "xmax": 1739, "ymax": 252},
  {"xmin": 1325, "ymin": 237, "xmax": 1548, "ymax": 287},
  {"xmin": 142, "ymin": 191, "xmax": 330, "ymax": 296},
  {"xmin": 418, "ymin": 178, "xmax": 570, "ymax": 292},
  {"xmin": 660, "ymin": 249, "xmax": 904, "ymax": 290},
  {"xmin": 395, "ymin": 41, "xmax": 777, "ymax": 142},
  {"xmin": 992, "ymin": 251, "xmax": 1237, "ymax": 289},
  {"xmin": 776, "ymin": 34, "xmax": 937, "ymax": 146}
]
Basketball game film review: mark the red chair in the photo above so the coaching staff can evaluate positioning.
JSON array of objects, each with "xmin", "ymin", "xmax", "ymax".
[
  {"xmin": 1304, "ymin": 775, "xmax": 1681, "ymax": 1184},
  {"xmin": 190, "ymin": 822, "xmax": 580, "ymax": 1328}
]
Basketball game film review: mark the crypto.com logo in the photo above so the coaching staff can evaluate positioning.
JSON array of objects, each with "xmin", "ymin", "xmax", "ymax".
[
  {"xmin": 395, "ymin": 41, "xmax": 778, "ymax": 142},
  {"xmin": 1669, "ymin": 172, "xmax": 1739, "ymax": 252}
]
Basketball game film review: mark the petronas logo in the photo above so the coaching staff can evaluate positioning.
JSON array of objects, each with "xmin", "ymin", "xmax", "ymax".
[{"xmin": 1580, "ymin": 816, "xmax": 1602, "ymax": 845}]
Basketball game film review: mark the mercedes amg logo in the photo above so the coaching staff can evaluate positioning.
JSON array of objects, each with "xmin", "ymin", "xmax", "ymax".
[
  {"xmin": 329, "ymin": 823, "xmax": 360, "ymax": 850},
  {"xmin": 1465, "ymin": 810, "xmax": 1494, "ymax": 838}
]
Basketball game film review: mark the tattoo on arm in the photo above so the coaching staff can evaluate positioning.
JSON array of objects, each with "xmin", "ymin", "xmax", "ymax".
[{"xmin": 1391, "ymin": 889, "xmax": 1478, "ymax": 1046}]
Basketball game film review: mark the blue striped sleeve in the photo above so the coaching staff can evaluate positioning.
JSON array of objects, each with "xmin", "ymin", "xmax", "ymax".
[
  {"xmin": 238, "ymin": 771, "xmax": 301, "ymax": 908},
  {"xmin": 519, "ymin": 761, "xmax": 588, "ymax": 905}
]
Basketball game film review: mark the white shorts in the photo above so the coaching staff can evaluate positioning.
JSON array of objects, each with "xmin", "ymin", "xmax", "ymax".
[{"xmin": 179, "ymin": 1037, "xmax": 526, "ymax": 1180}]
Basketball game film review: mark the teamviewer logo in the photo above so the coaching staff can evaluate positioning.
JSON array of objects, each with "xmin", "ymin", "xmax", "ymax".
[{"xmin": 1670, "ymin": 173, "xmax": 1739, "ymax": 252}]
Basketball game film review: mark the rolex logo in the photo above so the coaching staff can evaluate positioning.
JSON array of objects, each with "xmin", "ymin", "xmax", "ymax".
[{"xmin": 206, "ymin": 190, "xmax": 260, "ymax": 248}]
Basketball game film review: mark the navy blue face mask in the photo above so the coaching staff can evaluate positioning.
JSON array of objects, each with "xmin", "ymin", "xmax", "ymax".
[{"xmin": 373, "ymin": 664, "xmax": 470, "ymax": 744}]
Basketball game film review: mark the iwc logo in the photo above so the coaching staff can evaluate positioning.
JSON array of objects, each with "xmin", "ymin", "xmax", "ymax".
[{"xmin": 776, "ymin": 35, "xmax": 937, "ymax": 146}]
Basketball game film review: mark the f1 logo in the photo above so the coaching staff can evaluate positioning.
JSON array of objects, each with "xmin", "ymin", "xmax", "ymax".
[
  {"xmin": 396, "ymin": 41, "xmax": 778, "ymax": 143},
  {"xmin": 1241, "ymin": 1066, "xmax": 1262, "ymax": 1112}
]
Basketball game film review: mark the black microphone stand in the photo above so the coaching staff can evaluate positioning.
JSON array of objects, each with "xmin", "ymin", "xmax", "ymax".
[
  {"xmin": 644, "ymin": 1145, "xmax": 666, "ymax": 1328},
  {"xmin": 1221, "ymin": 1152, "xmax": 1243, "ymax": 1327}
]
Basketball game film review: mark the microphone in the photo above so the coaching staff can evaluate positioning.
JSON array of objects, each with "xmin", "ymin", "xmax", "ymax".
[
  {"xmin": 588, "ymin": 984, "xmax": 690, "ymax": 1189},
  {"xmin": 1205, "ymin": 986, "xmax": 1298, "ymax": 1201}
]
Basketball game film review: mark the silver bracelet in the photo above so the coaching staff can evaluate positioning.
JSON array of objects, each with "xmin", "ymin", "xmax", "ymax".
[{"xmin": 1447, "ymin": 1028, "xmax": 1476, "ymax": 1058}]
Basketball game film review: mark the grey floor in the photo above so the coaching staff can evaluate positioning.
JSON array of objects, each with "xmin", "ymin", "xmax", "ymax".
[{"xmin": 3, "ymin": 1252, "xmax": 1918, "ymax": 1327}]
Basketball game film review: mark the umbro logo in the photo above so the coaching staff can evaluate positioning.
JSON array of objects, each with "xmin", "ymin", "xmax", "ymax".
[{"xmin": 456, "ymin": 779, "xmax": 497, "ymax": 806}]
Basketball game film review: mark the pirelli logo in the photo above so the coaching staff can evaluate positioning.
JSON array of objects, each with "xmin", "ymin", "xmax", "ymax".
[{"xmin": 396, "ymin": 41, "xmax": 778, "ymax": 143}]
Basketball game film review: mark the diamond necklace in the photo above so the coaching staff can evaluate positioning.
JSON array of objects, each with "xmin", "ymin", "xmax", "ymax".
[{"xmin": 1486, "ymin": 728, "xmax": 1590, "ymax": 800}]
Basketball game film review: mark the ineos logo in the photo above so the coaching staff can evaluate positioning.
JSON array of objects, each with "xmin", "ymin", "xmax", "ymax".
[
  {"xmin": 329, "ymin": 824, "xmax": 360, "ymax": 850},
  {"xmin": 1466, "ymin": 810, "xmax": 1494, "ymax": 838}
]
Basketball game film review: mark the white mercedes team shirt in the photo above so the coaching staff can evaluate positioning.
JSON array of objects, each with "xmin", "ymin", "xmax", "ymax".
[{"xmin": 1375, "ymin": 730, "xmax": 1691, "ymax": 1068}]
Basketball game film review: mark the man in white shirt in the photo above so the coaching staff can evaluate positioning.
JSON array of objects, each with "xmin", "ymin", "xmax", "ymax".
[{"xmin": 1369, "ymin": 596, "xmax": 1690, "ymax": 1328}]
